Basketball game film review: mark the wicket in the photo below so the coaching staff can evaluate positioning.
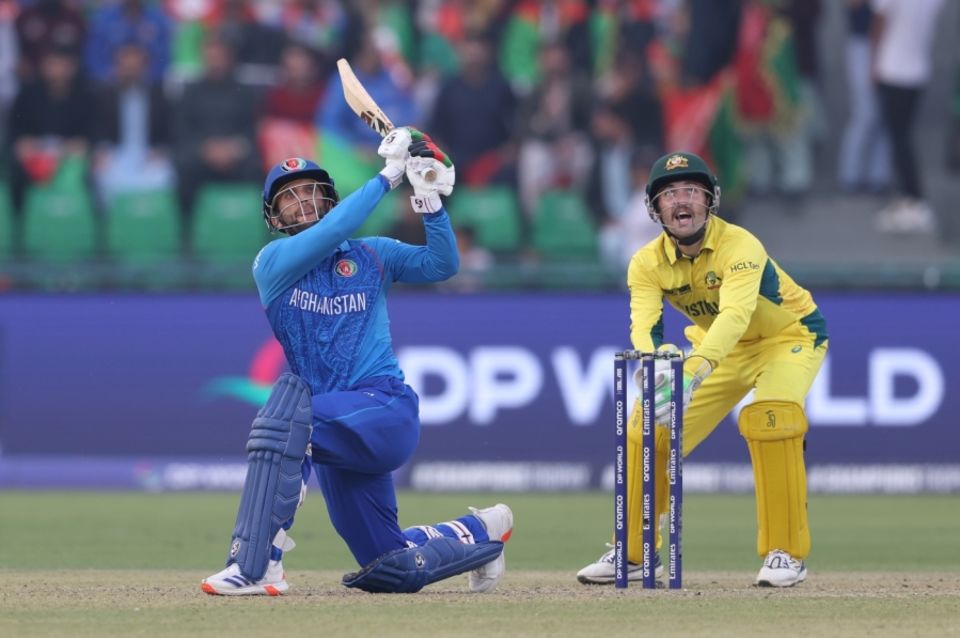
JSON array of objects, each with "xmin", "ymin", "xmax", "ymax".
[{"xmin": 613, "ymin": 350, "xmax": 684, "ymax": 589}]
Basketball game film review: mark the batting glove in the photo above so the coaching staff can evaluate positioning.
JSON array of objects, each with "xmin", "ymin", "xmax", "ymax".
[
  {"xmin": 377, "ymin": 127, "xmax": 414, "ymax": 190},
  {"xmin": 406, "ymin": 131, "xmax": 455, "ymax": 213}
]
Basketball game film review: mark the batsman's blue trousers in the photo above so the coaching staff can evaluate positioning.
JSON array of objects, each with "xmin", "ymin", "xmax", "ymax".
[{"xmin": 304, "ymin": 375, "xmax": 486, "ymax": 566}]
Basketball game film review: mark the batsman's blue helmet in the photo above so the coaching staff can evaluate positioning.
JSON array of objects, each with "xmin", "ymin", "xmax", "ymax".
[{"xmin": 262, "ymin": 157, "xmax": 339, "ymax": 228}]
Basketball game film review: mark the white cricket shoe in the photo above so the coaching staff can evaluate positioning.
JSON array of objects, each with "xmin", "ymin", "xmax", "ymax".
[
  {"xmin": 576, "ymin": 544, "xmax": 663, "ymax": 585},
  {"xmin": 756, "ymin": 549, "xmax": 807, "ymax": 587},
  {"xmin": 467, "ymin": 503, "xmax": 513, "ymax": 593},
  {"xmin": 201, "ymin": 560, "xmax": 288, "ymax": 596}
]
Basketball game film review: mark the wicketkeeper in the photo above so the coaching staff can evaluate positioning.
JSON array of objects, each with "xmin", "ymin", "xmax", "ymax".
[
  {"xmin": 578, "ymin": 151, "xmax": 828, "ymax": 587},
  {"xmin": 201, "ymin": 128, "xmax": 513, "ymax": 595}
]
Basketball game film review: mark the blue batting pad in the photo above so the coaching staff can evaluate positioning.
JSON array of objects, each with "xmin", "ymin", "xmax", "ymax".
[
  {"xmin": 342, "ymin": 537, "xmax": 504, "ymax": 593},
  {"xmin": 228, "ymin": 373, "xmax": 313, "ymax": 581}
]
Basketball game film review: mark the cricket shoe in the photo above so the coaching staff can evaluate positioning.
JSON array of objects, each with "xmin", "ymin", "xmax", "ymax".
[
  {"xmin": 201, "ymin": 560, "xmax": 288, "ymax": 596},
  {"xmin": 756, "ymin": 549, "xmax": 807, "ymax": 587},
  {"xmin": 576, "ymin": 544, "xmax": 663, "ymax": 585},
  {"xmin": 467, "ymin": 504, "xmax": 513, "ymax": 593}
]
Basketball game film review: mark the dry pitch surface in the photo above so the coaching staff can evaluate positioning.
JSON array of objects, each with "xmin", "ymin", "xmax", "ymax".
[
  {"xmin": 2, "ymin": 569, "xmax": 959, "ymax": 638},
  {"xmin": 3, "ymin": 492, "xmax": 958, "ymax": 636}
]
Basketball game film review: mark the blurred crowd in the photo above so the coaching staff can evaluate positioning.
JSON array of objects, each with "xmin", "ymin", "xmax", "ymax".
[{"xmin": 0, "ymin": 0, "xmax": 956, "ymax": 283}]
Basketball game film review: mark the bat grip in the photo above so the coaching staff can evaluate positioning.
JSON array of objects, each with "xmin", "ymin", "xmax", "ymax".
[{"xmin": 424, "ymin": 168, "xmax": 437, "ymax": 183}]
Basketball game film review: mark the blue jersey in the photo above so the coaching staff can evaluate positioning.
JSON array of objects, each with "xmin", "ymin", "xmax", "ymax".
[{"xmin": 252, "ymin": 175, "xmax": 459, "ymax": 394}]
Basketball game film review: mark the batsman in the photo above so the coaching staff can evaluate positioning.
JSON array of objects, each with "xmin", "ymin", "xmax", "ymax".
[
  {"xmin": 578, "ymin": 152, "xmax": 828, "ymax": 587},
  {"xmin": 200, "ymin": 127, "xmax": 513, "ymax": 596}
]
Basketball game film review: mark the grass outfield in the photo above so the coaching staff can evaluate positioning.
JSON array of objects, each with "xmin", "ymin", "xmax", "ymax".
[{"xmin": 1, "ymin": 491, "xmax": 958, "ymax": 637}]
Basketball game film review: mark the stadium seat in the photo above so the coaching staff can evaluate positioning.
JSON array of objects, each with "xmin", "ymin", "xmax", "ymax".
[
  {"xmin": 316, "ymin": 133, "xmax": 399, "ymax": 237},
  {"xmin": 447, "ymin": 186, "xmax": 523, "ymax": 252},
  {"xmin": 531, "ymin": 190, "xmax": 597, "ymax": 260},
  {"xmin": 171, "ymin": 19, "xmax": 204, "ymax": 77},
  {"xmin": 22, "ymin": 180, "xmax": 98, "ymax": 262},
  {"xmin": 258, "ymin": 119, "xmax": 317, "ymax": 172},
  {"xmin": 357, "ymin": 190, "xmax": 401, "ymax": 237},
  {"xmin": 316, "ymin": 133, "xmax": 378, "ymax": 196},
  {"xmin": 191, "ymin": 183, "xmax": 269, "ymax": 263},
  {"xmin": 106, "ymin": 190, "xmax": 181, "ymax": 263}
]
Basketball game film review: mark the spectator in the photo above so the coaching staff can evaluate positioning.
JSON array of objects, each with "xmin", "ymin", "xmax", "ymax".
[
  {"xmin": 0, "ymin": 0, "xmax": 19, "ymax": 148},
  {"xmin": 592, "ymin": 47, "xmax": 663, "ymax": 223},
  {"xmin": 416, "ymin": 0, "xmax": 511, "ymax": 55},
  {"xmin": 872, "ymin": 0, "xmax": 945, "ymax": 234},
  {"xmin": 598, "ymin": 146, "xmax": 663, "ymax": 274},
  {"xmin": 837, "ymin": 0, "xmax": 891, "ymax": 194},
  {"xmin": 258, "ymin": 41, "xmax": 326, "ymax": 170},
  {"xmin": 783, "ymin": 0, "xmax": 824, "ymax": 186},
  {"xmin": 448, "ymin": 225, "xmax": 493, "ymax": 292},
  {"xmin": 257, "ymin": 0, "xmax": 361, "ymax": 59},
  {"xmin": 92, "ymin": 41, "xmax": 175, "ymax": 208},
  {"xmin": 317, "ymin": 33, "xmax": 419, "ymax": 152},
  {"xmin": 948, "ymin": 65, "xmax": 960, "ymax": 174},
  {"xmin": 14, "ymin": 0, "xmax": 85, "ymax": 80},
  {"xmin": 173, "ymin": 34, "xmax": 261, "ymax": 239},
  {"xmin": 387, "ymin": 208, "xmax": 427, "ymax": 247},
  {"xmin": 85, "ymin": 0, "xmax": 172, "ymax": 86},
  {"xmin": 499, "ymin": 0, "xmax": 592, "ymax": 94},
  {"xmin": 736, "ymin": 0, "xmax": 811, "ymax": 199},
  {"xmin": 680, "ymin": 0, "xmax": 741, "ymax": 89},
  {"xmin": 209, "ymin": 0, "xmax": 286, "ymax": 83},
  {"xmin": 516, "ymin": 41, "xmax": 594, "ymax": 218},
  {"xmin": 412, "ymin": 0, "xmax": 511, "ymax": 117},
  {"xmin": 6, "ymin": 44, "xmax": 94, "ymax": 223},
  {"xmin": 428, "ymin": 34, "xmax": 516, "ymax": 187},
  {"xmin": 652, "ymin": 0, "xmax": 746, "ymax": 211},
  {"xmin": 263, "ymin": 42, "xmax": 325, "ymax": 125}
]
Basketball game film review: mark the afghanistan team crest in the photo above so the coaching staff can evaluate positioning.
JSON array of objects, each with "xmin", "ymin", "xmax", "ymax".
[
  {"xmin": 281, "ymin": 157, "xmax": 308, "ymax": 172},
  {"xmin": 335, "ymin": 259, "xmax": 358, "ymax": 277},
  {"xmin": 665, "ymin": 154, "xmax": 689, "ymax": 170}
]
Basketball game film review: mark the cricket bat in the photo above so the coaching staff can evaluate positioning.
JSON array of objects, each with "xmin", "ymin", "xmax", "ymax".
[{"xmin": 336, "ymin": 58, "xmax": 435, "ymax": 182}]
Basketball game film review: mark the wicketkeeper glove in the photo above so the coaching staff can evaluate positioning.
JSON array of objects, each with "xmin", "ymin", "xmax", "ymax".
[
  {"xmin": 377, "ymin": 126, "xmax": 414, "ymax": 190},
  {"xmin": 632, "ymin": 345, "xmax": 712, "ymax": 424},
  {"xmin": 406, "ymin": 131, "xmax": 455, "ymax": 213},
  {"xmin": 651, "ymin": 354, "xmax": 712, "ymax": 424}
]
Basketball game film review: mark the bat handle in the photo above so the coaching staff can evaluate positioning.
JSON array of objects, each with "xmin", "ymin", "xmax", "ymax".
[{"xmin": 423, "ymin": 168, "xmax": 437, "ymax": 183}]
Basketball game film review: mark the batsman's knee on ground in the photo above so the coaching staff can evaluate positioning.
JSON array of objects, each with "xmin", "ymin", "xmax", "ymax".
[{"xmin": 342, "ymin": 537, "xmax": 504, "ymax": 594}]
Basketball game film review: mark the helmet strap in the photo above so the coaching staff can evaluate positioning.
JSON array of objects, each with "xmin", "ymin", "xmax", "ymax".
[{"xmin": 664, "ymin": 221, "xmax": 707, "ymax": 246}]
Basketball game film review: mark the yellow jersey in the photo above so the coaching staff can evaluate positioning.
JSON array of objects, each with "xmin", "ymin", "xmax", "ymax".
[{"xmin": 626, "ymin": 216, "xmax": 827, "ymax": 368}]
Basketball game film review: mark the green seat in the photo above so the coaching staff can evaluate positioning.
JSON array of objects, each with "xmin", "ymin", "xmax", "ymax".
[
  {"xmin": 447, "ymin": 186, "xmax": 522, "ymax": 252},
  {"xmin": 22, "ymin": 181, "xmax": 98, "ymax": 262},
  {"xmin": 316, "ymin": 132, "xmax": 378, "ymax": 196},
  {"xmin": 531, "ymin": 190, "xmax": 597, "ymax": 261},
  {"xmin": 316, "ymin": 133, "xmax": 399, "ymax": 237},
  {"xmin": 356, "ymin": 188, "xmax": 402, "ymax": 237},
  {"xmin": 192, "ymin": 184, "xmax": 268, "ymax": 263},
  {"xmin": 0, "ymin": 183, "xmax": 13, "ymax": 257},
  {"xmin": 106, "ymin": 190, "xmax": 181, "ymax": 263},
  {"xmin": 172, "ymin": 20, "xmax": 205, "ymax": 78}
]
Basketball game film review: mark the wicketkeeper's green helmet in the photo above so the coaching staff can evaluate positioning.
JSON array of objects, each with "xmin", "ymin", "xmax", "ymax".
[{"xmin": 644, "ymin": 151, "xmax": 721, "ymax": 220}]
